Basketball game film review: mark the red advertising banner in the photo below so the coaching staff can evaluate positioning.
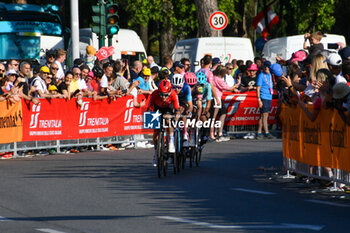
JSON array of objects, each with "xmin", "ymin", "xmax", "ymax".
[
  {"xmin": 222, "ymin": 91, "xmax": 277, "ymax": 126},
  {"xmin": 1, "ymin": 91, "xmax": 277, "ymax": 143},
  {"xmin": 21, "ymin": 96, "xmax": 151, "ymax": 142}
]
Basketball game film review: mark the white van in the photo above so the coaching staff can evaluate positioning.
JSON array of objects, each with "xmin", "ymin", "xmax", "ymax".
[
  {"xmin": 78, "ymin": 28, "xmax": 147, "ymax": 64},
  {"xmin": 172, "ymin": 37, "xmax": 254, "ymax": 72},
  {"xmin": 262, "ymin": 34, "xmax": 346, "ymax": 63}
]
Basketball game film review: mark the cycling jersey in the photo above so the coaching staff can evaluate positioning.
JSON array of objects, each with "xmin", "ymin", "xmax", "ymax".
[
  {"xmin": 191, "ymin": 84, "xmax": 203, "ymax": 104},
  {"xmin": 177, "ymin": 83, "xmax": 192, "ymax": 104},
  {"xmin": 148, "ymin": 89, "xmax": 180, "ymax": 111},
  {"xmin": 191, "ymin": 82, "xmax": 212, "ymax": 107},
  {"xmin": 197, "ymin": 68, "xmax": 214, "ymax": 84},
  {"xmin": 200, "ymin": 82, "xmax": 212, "ymax": 107}
]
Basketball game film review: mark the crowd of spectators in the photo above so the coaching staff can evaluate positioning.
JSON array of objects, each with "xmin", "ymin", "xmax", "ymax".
[{"xmin": 1, "ymin": 33, "xmax": 349, "ymax": 160}]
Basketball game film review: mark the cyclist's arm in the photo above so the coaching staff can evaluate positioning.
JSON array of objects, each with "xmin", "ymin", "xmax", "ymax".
[
  {"xmin": 187, "ymin": 101, "xmax": 193, "ymax": 113},
  {"xmin": 147, "ymin": 92, "xmax": 156, "ymax": 111},
  {"xmin": 196, "ymin": 100, "xmax": 203, "ymax": 120},
  {"xmin": 204, "ymin": 83, "xmax": 213, "ymax": 114},
  {"xmin": 205, "ymin": 100, "xmax": 211, "ymax": 113},
  {"xmin": 172, "ymin": 91, "xmax": 180, "ymax": 110}
]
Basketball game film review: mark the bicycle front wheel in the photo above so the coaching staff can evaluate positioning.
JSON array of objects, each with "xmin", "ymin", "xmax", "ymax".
[{"xmin": 157, "ymin": 131, "xmax": 164, "ymax": 178}]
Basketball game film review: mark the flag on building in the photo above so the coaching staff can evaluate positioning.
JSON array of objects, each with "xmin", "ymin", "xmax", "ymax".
[{"xmin": 252, "ymin": 8, "xmax": 279, "ymax": 39}]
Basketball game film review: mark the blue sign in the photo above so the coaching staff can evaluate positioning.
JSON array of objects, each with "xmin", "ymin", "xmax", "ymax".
[
  {"xmin": 0, "ymin": 21, "xmax": 62, "ymax": 35},
  {"xmin": 143, "ymin": 111, "xmax": 161, "ymax": 129}
]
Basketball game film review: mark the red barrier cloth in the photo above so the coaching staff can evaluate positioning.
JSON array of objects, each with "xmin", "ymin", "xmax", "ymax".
[
  {"xmin": 17, "ymin": 91, "xmax": 277, "ymax": 142},
  {"xmin": 21, "ymin": 96, "xmax": 151, "ymax": 142}
]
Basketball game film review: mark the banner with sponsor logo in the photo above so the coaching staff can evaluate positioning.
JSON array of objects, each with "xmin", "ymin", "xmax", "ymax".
[
  {"xmin": 281, "ymin": 105, "xmax": 350, "ymax": 172},
  {"xmin": 223, "ymin": 91, "xmax": 277, "ymax": 126},
  {"xmin": 1, "ymin": 91, "xmax": 277, "ymax": 144},
  {"xmin": 21, "ymin": 96, "xmax": 151, "ymax": 142},
  {"xmin": 0, "ymin": 101, "xmax": 23, "ymax": 143}
]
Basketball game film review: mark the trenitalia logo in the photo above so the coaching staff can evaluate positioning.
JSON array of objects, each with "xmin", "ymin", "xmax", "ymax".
[
  {"xmin": 224, "ymin": 94, "xmax": 247, "ymax": 116},
  {"xmin": 29, "ymin": 104, "xmax": 41, "ymax": 128},
  {"xmin": 79, "ymin": 102, "xmax": 90, "ymax": 127},
  {"xmin": 124, "ymin": 99, "xmax": 134, "ymax": 123}
]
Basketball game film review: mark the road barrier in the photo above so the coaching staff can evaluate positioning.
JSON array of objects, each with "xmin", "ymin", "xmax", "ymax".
[
  {"xmin": 222, "ymin": 91, "xmax": 278, "ymax": 135},
  {"xmin": 0, "ymin": 91, "xmax": 277, "ymax": 155},
  {"xmin": 281, "ymin": 104, "xmax": 350, "ymax": 185}
]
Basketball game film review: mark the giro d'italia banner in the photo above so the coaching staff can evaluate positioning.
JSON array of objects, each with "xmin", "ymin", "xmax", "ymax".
[
  {"xmin": 223, "ymin": 91, "xmax": 278, "ymax": 126},
  {"xmin": 281, "ymin": 105, "xmax": 350, "ymax": 172}
]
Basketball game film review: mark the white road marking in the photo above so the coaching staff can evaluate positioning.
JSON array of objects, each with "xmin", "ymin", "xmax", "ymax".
[
  {"xmin": 0, "ymin": 216, "xmax": 11, "ymax": 221},
  {"xmin": 231, "ymin": 188, "xmax": 276, "ymax": 195},
  {"xmin": 156, "ymin": 216, "xmax": 324, "ymax": 231},
  {"xmin": 306, "ymin": 199, "xmax": 350, "ymax": 208},
  {"xmin": 36, "ymin": 229, "xmax": 67, "ymax": 233}
]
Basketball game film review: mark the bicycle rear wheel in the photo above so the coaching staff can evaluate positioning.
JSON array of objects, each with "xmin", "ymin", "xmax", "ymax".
[
  {"xmin": 157, "ymin": 131, "xmax": 164, "ymax": 178},
  {"xmin": 173, "ymin": 130, "xmax": 179, "ymax": 174},
  {"xmin": 195, "ymin": 127, "xmax": 200, "ymax": 167}
]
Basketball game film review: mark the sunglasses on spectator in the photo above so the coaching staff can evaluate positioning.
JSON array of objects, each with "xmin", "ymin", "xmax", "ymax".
[
  {"xmin": 43, "ymin": 72, "xmax": 50, "ymax": 75},
  {"xmin": 173, "ymin": 86, "xmax": 183, "ymax": 90},
  {"xmin": 74, "ymin": 73, "xmax": 81, "ymax": 76},
  {"xmin": 228, "ymin": 68, "xmax": 234, "ymax": 70},
  {"xmin": 12, "ymin": 63, "xmax": 19, "ymax": 66},
  {"xmin": 0, "ymin": 69, "xmax": 5, "ymax": 72},
  {"xmin": 159, "ymin": 92, "xmax": 170, "ymax": 98},
  {"xmin": 51, "ymin": 67, "xmax": 59, "ymax": 70},
  {"xmin": 185, "ymin": 63, "xmax": 191, "ymax": 66}
]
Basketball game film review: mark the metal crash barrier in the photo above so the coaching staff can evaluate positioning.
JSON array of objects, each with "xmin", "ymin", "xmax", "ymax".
[
  {"xmin": 281, "ymin": 105, "xmax": 350, "ymax": 186},
  {"xmin": 0, "ymin": 91, "xmax": 278, "ymax": 156}
]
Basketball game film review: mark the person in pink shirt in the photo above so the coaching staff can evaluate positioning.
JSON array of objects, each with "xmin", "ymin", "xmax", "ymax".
[
  {"xmin": 210, "ymin": 65, "xmax": 239, "ymax": 141},
  {"xmin": 197, "ymin": 55, "xmax": 220, "ymax": 108}
]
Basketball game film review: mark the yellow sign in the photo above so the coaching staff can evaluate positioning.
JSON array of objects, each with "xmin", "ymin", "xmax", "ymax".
[
  {"xmin": 281, "ymin": 105, "xmax": 350, "ymax": 172},
  {"xmin": 0, "ymin": 101, "xmax": 23, "ymax": 143}
]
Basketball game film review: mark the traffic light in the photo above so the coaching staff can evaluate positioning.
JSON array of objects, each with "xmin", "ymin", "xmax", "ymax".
[
  {"xmin": 91, "ymin": 3, "xmax": 106, "ymax": 36},
  {"xmin": 106, "ymin": 3, "xmax": 119, "ymax": 36}
]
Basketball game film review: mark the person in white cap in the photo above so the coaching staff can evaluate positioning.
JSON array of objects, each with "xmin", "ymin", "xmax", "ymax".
[
  {"xmin": 326, "ymin": 53, "xmax": 347, "ymax": 84},
  {"xmin": 333, "ymin": 82, "xmax": 350, "ymax": 126},
  {"xmin": 5, "ymin": 69, "xmax": 19, "ymax": 91}
]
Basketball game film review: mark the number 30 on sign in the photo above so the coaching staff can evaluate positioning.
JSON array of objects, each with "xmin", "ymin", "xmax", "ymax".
[{"xmin": 209, "ymin": 11, "xmax": 228, "ymax": 31}]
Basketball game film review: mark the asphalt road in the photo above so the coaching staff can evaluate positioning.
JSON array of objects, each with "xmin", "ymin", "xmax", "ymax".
[{"xmin": 0, "ymin": 139, "xmax": 348, "ymax": 233}]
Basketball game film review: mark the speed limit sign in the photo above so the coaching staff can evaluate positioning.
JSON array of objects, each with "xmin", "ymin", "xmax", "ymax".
[{"xmin": 209, "ymin": 11, "xmax": 228, "ymax": 31}]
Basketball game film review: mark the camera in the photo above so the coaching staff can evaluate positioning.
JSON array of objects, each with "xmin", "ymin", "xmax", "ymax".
[{"xmin": 327, "ymin": 43, "xmax": 339, "ymax": 50}]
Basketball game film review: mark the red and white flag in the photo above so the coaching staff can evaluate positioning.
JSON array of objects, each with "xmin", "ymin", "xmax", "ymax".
[
  {"xmin": 252, "ymin": 8, "xmax": 279, "ymax": 39},
  {"xmin": 96, "ymin": 46, "xmax": 115, "ymax": 61}
]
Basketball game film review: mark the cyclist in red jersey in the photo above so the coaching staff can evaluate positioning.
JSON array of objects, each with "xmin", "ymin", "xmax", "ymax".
[{"xmin": 148, "ymin": 80, "xmax": 180, "ymax": 166}]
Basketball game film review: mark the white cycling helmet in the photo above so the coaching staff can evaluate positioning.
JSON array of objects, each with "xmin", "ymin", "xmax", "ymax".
[{"xmin": 170, "ymin": 74, "xmax": 185, "ymax": 87}]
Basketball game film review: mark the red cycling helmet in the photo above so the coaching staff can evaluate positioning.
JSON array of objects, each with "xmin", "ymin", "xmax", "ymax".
[
  {"xmin": 159, "ymin": 80, "xmax": 172, "ymax": 93},
  {"xmin": 184, "ymin": 72, "xmax": 197, "ymax": 85}
]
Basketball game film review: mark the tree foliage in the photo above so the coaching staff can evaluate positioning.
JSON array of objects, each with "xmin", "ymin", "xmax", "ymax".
[
  {"xmin": 285, "ymin": 0, "xmax": 336, "ymax": 33},
  {"xmin": 79, "ymin": 0, "xmax": 345, "ymax": 57}
]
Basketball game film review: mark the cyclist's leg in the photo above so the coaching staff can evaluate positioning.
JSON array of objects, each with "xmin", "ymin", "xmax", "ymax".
[
  {"xmin": 189, "ymin": 105, "xmax": 198, "ymax": 147},
  {"xmin": 178, "ymin": 105, "xmax": 189, "ymax": 143},
  {"xmin": 152, "ymin": 129, "xmax": 160, "ymax": 166},
  {"xmin": 163, "ymin": 111, "xmax": 175, "ymax": 153}
]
